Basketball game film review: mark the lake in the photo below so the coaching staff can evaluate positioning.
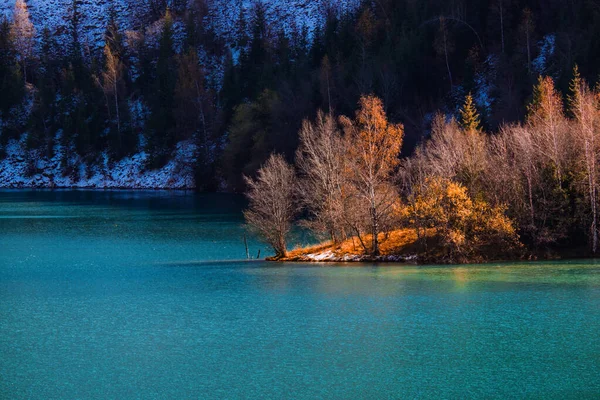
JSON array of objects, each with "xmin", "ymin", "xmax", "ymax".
[{"xmin": 1, "ymin": 190, "xmax": 599, "ymax": 399}]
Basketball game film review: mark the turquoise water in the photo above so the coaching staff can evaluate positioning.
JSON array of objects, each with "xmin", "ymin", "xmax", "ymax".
[{"xmin": 1, "ymin": 190, "xmax": 600, "ymax": 399}]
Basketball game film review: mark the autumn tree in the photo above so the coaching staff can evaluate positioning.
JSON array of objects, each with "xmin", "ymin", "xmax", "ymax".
[
  {"xmin": 341, "ymin": 95, "xmax": 404, "ymax": 255},
  {"xmin": 244, "ymin": 154, "xmax": 297, "ymax": 258},
  {"xmin": 296, "ymin": 111, "xmax": 347, "ymax": 244},
  {"xmin": 406, "ymin": 177, "xmax": 521, "ymax": 261},
  {"xmin": 460, "ymin": 93, "xmax": 481, "ymax": 132},
  {"xmin": 11, "ymin": 0, "xmax": 35, "ymax": 82},
  {"xmin": 98, "ymin": 45, "xmax": 125, "ymax": 151}
]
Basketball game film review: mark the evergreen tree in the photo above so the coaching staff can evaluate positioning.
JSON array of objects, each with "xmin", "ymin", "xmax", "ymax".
[
  {"xmin": 146, "ymin": 9, "xmax": 177, "ymax": 168},
  {"xmin": 240, "ymin": 2, "xmax": 271, "ymax": 100},
  {"xmin": 28, "ymin": 27, "xmax": 58, "ymax": 154},
  {"xmin": 567, "ymin": 64, "xmax": 581, "ymax": 117},
  {"xmin": 460, "ymin": 93, "xmax": 481, "ymax": 132},
  {"xmin": 0, "ymin": 17, "xmax": 25, "ymax": 141}
]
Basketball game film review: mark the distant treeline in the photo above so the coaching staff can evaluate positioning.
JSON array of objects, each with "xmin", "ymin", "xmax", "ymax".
[{"xmin": 1, "ymin": 0, "xmax": 600, "ymax": 191}]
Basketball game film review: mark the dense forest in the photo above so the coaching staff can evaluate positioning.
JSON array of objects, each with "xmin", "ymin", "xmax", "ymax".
[{"xmin": 1, "ymin": 0, "xmax": 599, "ymax": 196}]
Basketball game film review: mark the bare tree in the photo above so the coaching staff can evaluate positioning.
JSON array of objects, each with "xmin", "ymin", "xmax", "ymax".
[
  {"xmin": 341, "ymin": 95, "xmax": 404, "ymax": 255},
  {"xmin": 570, "ymin": 73, "xmax": 600, "ymax": 253},
  {"xmin": 490, "ymin": 123, "xmax": 539, "ymax": 230},
  {"xmin": 244, "ymin": 154, "xmax": 297, "ymax": 258},
  {"xmin": 420, "ymin": 113, "xmax": 487, "ymax": 196},
  {"xmin": 296, "ymin": 111, "xmax": 347, "ymax": 244},
  {"xmin": 434, "ymin": 16, "xmax": 454, "ymax": 90},
  {"xmin": 528, "ymin": 76, "xmax": 569, "ymax": 186},
  {"xmin": 496, "ymin": 0, "xmax": 505, "ymax": 53},
  {"xmin": 519, "ymin": 8, "xmax": 534, "ymax": 74}
]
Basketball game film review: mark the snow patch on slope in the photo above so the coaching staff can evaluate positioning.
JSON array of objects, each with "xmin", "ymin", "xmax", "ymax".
[
  {"xmin": 533, "ymin": 34, "xmax": 556, "ymax": 76},
  {"xmin": 0, "ymin": 136, "xmax": 196, "ymax": 189},
  {"xmin": 1, "ymin": 0, "xmax": 360, "ymax": 50}
]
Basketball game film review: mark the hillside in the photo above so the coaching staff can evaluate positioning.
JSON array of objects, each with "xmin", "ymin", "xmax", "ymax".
[
  {"xmin": 0, "ymin": 0, "xmax": 359, "ymax": 47},
  {"xmin": 1, "ymin": 0, "xmax": 599, "ymax": 190}
]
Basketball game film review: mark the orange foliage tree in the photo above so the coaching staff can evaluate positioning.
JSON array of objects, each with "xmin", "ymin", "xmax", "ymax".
[
  {"xmin": 405, "ymin": 177, "xmax": 521, "ymax": 261},
  {"xmin": 341, "ymin": 95, "xmax": 404, "ymax": 255}
]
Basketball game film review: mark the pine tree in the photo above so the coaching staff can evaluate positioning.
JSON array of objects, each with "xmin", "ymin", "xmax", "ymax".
[
  {"xmin": 146, "ymin": 9, "xmax": 177, "ymax": 168},
  {"xmin": 28, "ymin": 27, "xmax": 58, "ymax": 154},
  {"xmin": 0, "ymin": 17, "xmax": 25, "ymax": 133},
  {"xmin": 460, "ymin": 93, "xmax": 481, "ymax": 132},
  {"xmin": 68, "ymin": 0, "xmax": 83, "ymax": 77},
  {"xmin": 241, "ymin": 2, "xmax": 270, "ymax": 99},
  {"xmin": 568, "ymin": 64, "xmax": 581, "ymax": 118}
]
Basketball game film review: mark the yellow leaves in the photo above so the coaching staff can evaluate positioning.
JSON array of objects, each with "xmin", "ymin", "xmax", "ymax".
[
  {"xmin": 407, "ymin": 177, "xmax": 521, "ymax": 260},
  {"xmin": 346, "ymin": 95, "xmax": 404, "ymax": 177},
  {"xmin": 528, "ymin": 76, "xmax": 564, "ymax": 124},
  {"xmin": 459, "ymin": 93, "xmax": 481, "ymax": 133}
]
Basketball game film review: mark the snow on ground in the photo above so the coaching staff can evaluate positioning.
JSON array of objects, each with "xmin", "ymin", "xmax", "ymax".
[
  {"xmin": 1, "ymin": 0, "xmax": 360, "ymax": 51},
  {"xmin": 296, "ymin": 250, "xmax": 418, "ymax": 263},
  {"xmin": 533, "ymin": 34, "xmax": 556, "ymax": 76},
  {"xmin": 0, "ymin": 137, "xmax": 197, "ymax": 189}
]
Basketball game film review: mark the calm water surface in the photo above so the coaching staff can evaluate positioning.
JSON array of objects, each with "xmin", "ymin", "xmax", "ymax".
[{"xmin": 1, "ymin": 190, "xmax": 600, "ymax": 399}]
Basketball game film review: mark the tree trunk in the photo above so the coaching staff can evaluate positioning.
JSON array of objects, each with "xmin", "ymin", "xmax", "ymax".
[
  {"xmin": 526, "ymin": 28, "xmax": 531, "ymax": 74},
  {"xmin": 500, "ymin": 3, "xmax": 505, "ymax": 53},
  {"xmin": 371, "ymin": 207, "xmax": 379, "ymax": 256},
  {"xmin": 114, "ymin": 83, "xmax": 121, "ymax": 151},
  {"xmin": 442, "ymin": 18, "xmax": 453, "ymax": 89}
]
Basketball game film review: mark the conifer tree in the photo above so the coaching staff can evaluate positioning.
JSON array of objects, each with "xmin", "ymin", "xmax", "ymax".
[
  {"xmin": 146, "ymin": 9, "xmax": 177, "ymax": 168},
  {"xmin": 460, "ymin": 93, "xmax": 481, "ymax": 132},
  {"xmin": 28, "ymin": 27, "xmax": 58, "ymax": 154},
  {"xmin": 568, "ymin": 64, "xmax": 581, "ymax": 117},
  {"xmin": 68, "ymin": 0, "xmax": 84, "ymax": 79},
  {"xmin": 0, "ymin": 17, "xmax": 25, "ymax": 137}
]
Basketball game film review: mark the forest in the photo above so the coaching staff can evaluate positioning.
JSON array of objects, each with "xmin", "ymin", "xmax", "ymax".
[{"xmin": 2, "ymin": 0, "xmax": 600, "ymax": 256}]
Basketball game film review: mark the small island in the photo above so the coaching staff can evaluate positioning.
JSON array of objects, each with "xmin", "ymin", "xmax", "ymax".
[{"xmin": 244, "ymin": 80, "xmax": 598, "ymax": 264}]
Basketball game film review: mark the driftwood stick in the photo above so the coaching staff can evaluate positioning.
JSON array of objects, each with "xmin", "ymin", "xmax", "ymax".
[{"xmin": 244, "ymin": 234, "xmax": 250, "ymax": 259}]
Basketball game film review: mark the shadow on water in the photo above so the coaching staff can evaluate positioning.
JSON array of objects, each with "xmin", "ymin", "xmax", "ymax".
[{"xmin": 0, "ymin": 189, "xmax": 248, "ymax": 215}]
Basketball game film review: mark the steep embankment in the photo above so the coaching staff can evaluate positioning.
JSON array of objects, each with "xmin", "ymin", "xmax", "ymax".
[{"xmin": 0, "ymin": 0, "xmax": 359, "ymax": 189}]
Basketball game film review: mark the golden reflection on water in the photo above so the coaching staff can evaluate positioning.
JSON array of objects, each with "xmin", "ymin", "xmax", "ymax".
[{"xmin": 246, "ymin": 260, "xmax": 600, "ymax": 288}]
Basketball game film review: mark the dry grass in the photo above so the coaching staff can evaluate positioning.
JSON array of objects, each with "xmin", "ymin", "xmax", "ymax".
[{"xmin": 282, "ymin": 228, "xmax": 424, "ymax": 260}]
